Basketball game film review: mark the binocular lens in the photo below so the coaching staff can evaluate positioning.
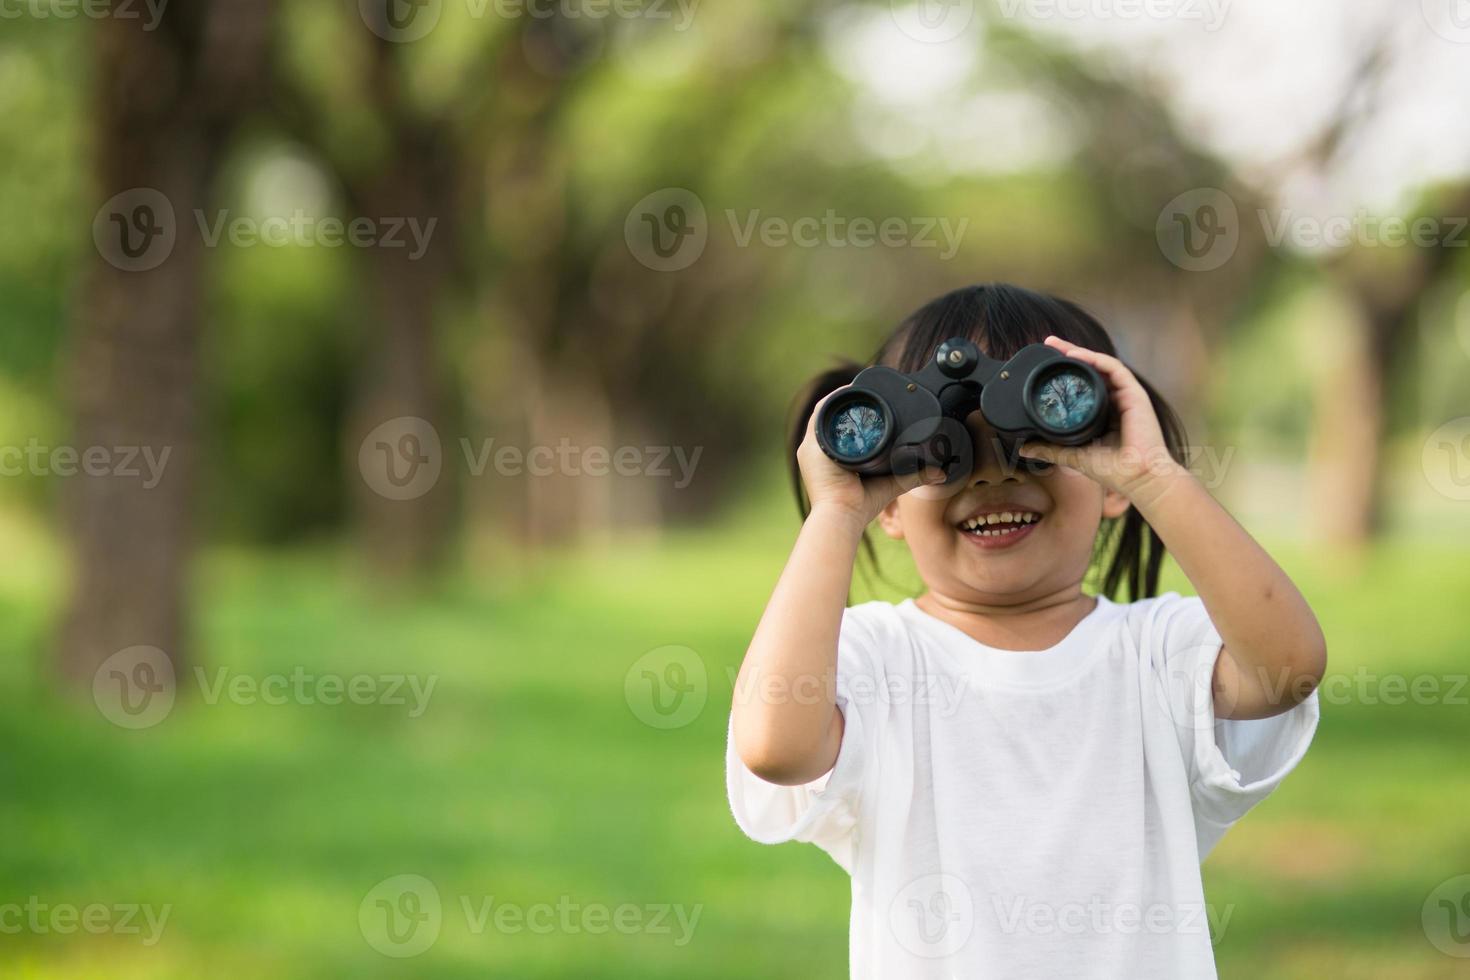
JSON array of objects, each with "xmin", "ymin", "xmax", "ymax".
[
  {"xmin": 1030, "ymin": 366, "xmax": 1100, "ymax": 433},
  {"xmin": 827, "ymin": 398, "xmax": 887, "ymax": 461}
]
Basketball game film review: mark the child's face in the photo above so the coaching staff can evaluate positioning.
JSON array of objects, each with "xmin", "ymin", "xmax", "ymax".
[{"xmin": 876, "ymin": 414, "xmax": 1131, "ymax": 605}]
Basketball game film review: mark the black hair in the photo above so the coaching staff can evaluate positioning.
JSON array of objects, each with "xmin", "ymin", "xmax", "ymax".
[{"xmin": 788, "ymin": 283, "xmax": 1189, "ymax": 601}]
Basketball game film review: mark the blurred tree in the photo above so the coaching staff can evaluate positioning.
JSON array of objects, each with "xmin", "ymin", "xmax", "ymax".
[
  {"xmin": 59, "ymin": 1, "xmax": 275, "ymax": 685},
  {"xmin": 273, "ymin": 0, "xmax": 500, "ymax": 579}
]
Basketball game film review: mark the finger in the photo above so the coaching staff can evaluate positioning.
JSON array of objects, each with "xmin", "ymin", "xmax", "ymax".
[
  {"xmin": 1047, "ymin": 343, "xmax": 1135, "ymax": 387},
  {"xmin": 864, "ymin": 467, "xmax": 944, "ymax": 509},
  {"xmin": 1018, "ymin": 441, "xmax": 1055, "ymax": 462},
  {"xmin": 805, "ymin": 390, "xmax": 839, "ymax": 441},
  {"xmin": 1045, "ymin": 344, "xmax": 1151, "ymax": 415}
]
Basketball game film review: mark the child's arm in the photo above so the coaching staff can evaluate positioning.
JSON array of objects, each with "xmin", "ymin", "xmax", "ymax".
[
  {"xmin": 1022, "ymin": 337, "xmax": 1328, "ymax": 721},
  {"xmin": 732, "ymin": 403, "xmax": 938, "ymax": 786}
]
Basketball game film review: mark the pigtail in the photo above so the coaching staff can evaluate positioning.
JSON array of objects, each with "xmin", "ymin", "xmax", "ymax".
[{"xmin": 1098, "ymin": 372, "xmax": 1189, "ymax": 601}]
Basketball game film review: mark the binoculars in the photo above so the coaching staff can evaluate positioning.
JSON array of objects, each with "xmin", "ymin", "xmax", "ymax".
[{"xmin": 815, "ymin": 338, "xmax": 1110, "ymax": 484}]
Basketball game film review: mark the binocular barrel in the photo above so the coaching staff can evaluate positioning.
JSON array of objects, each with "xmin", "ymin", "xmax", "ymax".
[{"xmin": 815, "ymin": 338, "xmax": 1109, "ymax": 483}]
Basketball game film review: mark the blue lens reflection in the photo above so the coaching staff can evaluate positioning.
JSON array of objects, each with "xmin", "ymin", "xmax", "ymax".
[
  {"xmin": 1032, "ymin": 369, "xmax": 1098, "ymax": 432},
  {"xmin": 829, "ymin": 401, "xmax": 886, "ymax": 459}
]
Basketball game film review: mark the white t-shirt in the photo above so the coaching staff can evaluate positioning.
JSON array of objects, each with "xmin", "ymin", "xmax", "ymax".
[{"xmin": 725, "ymin": 592, "xmax": 1319, "ymax": 979}]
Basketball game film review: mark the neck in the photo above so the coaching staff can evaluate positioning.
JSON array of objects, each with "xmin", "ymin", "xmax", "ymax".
[{"xmin": 914, "ymin": 583, "xmax": 1097, "ymax": 649}]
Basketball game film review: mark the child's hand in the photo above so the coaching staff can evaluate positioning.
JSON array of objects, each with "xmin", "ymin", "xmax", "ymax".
[
  {"xmin": 1017, "ymin": 336, "xmax": 1187, "ymax": 505},
  {"xmin": 798, "ymin": 391, "xmax": 945, "ymax": 531}
]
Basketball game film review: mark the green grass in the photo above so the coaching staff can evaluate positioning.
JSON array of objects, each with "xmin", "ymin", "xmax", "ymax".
[{"xmin": 1, "ymin": 508, "xmax": 1469, "ymax": 978}]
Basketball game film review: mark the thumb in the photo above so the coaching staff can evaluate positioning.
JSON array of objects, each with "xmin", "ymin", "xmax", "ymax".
[
  {"xmin": 1018, "ymin": 441, "xmax": 1055, "ymax": 463},
  {"xmin": 883, "ymin": 466, "xmax": 949, "ymax": 499},
  {"xmin": 1020, "ymin": 441, "xmax": 1088, "ymax": 472}
]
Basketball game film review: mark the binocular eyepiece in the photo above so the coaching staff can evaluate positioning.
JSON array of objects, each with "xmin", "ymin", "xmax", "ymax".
[{"xmin": 815, "ymin": 338, "xmax": 1110, "ymax": 484}]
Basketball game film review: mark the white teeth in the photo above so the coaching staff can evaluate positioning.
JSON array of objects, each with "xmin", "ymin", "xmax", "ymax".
[{"xmin": 958, "ymin": 511, "xmax": 1043, "ymax": 532}]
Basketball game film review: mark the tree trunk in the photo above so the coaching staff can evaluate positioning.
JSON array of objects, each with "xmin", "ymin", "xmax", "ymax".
[
  {"xmin": 58, "ymin": 2, "xmax": 272, "ymax": 688},
  {"xmin": 347, "ymin": 171, "xmax": 454, "ymax": 578}
]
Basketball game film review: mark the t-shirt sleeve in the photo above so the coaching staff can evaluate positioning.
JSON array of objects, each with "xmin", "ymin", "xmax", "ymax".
[
  {"xmin": 1141, "ymin": 592, "xmax": 1321, "ymax": 859},
  {"xmin": 724, "ymin": 604, "xmax": 884, "ymax": 874}
]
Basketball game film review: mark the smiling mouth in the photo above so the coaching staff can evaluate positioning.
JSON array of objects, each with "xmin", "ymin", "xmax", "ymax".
[{"xmin": 955, "ymin": 510, "xmax": 1042, "ymax": 545}]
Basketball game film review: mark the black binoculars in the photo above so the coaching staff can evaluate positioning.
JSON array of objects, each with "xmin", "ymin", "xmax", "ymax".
[{"xmin": 815, "ymin": 338, "xmax": 1110, "ymax": 484}]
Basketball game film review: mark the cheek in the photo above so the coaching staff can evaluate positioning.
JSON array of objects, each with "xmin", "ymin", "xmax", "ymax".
[{"xmin": 1042, "ymin": 474, "xmax": 1107, "ymax": 536}]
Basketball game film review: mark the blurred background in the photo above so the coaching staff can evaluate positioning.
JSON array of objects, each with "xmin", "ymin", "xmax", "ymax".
[{"xmin": 2, "ymin": 0, "xmax": 1469, "ymax": 976}]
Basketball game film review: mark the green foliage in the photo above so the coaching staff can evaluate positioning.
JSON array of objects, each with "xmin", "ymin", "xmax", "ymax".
[{"xmin": 1, "ymin": 516, "xmax": 1467, "ymax": 977}]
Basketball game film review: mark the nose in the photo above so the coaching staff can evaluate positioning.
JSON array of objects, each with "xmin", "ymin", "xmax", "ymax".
[{"xmin": 968, "ymin": 432, "xmax": 1023, "ymax": 486}]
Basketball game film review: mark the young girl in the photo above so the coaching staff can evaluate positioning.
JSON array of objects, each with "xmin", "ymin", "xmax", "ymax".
[{"xmin": 726, "ymin": 284, "xmax": 1325, "ymax": 978}]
